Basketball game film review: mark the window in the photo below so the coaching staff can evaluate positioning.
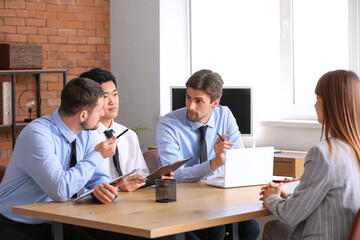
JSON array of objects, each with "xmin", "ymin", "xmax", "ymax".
[{"xmin": 191, "ymin": 0, "xmax": 360, "ymax": 120}]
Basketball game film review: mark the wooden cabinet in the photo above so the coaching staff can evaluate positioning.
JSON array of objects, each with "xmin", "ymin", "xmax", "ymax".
[
  {"xmin": 0, "ymin": 70, "xmax": 66, "ymax": 148},
  {"xmin": 273, "ymin": 151, "xmax": 307, "ymax": 177}
]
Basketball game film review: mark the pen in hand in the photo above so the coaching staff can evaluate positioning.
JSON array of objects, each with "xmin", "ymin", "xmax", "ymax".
[
  {"xmin": 217, "ymin": 132, "xmax": 225, "ymax": 141},
  {"xmin": 117, "ymin": 128, "xmax": 129, "ymax": 138}
]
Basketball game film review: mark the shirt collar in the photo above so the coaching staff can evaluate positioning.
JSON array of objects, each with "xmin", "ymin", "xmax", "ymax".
[
  {"xmin": 53, "ymin": 108, "xmax": 76, "ymax": 144},
  {"xmin": 187, "ymin": 109, "xmax": 216, "ymax": 130},
  {"xmin": 96, "ymin": 120, "xmax": 114, "ymax": 134}
]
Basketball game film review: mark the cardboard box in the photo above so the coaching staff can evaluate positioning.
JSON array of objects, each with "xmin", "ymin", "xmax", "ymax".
[{"xmin": 0, "ymin": 43, "xmax": 43, "ymax": 70}]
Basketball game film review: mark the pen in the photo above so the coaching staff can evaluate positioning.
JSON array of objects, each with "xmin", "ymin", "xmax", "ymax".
[
  {"xmin": 217, "ymin": 132, "xmax": 225, "ymax": 141},
  {"xmin": 117, "ymin": 128, "xmax": 129, "ymax": 138}
]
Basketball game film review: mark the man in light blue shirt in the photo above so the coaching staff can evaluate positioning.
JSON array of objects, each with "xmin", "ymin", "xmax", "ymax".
[
  {"xmin": 156, "ymin": 69, "xmax": 259, "ymax": 240},
  {"xmin": 0, "ymin": 78, "xmax": 142, "ymax": 240}
]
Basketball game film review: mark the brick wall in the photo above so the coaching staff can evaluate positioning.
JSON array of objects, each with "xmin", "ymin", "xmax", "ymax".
[{"xmin": 0, "ymin": 0, "xmax": 111, "ymax": 165}]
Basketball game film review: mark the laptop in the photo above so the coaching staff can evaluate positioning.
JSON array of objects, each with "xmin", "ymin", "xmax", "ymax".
[{"xmin": 205, "ymin": 147, "xmax": 274, "ymax": 188}]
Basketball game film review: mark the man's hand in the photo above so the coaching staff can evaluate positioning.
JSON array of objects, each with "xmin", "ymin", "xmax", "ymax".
[
  {"xmin": 93, "ymin": 182, "xmax": 119, "ymax": 204},
  {"xmin": 210, "ymin": 134, "xmax": 234, "ymax": 171},
  {"xmin": 117, "ymin": 174, "xmax": 146, "ymax": 192},
  {"xmin": 160, "ymin": 171, "xmax": 174, "ymax": 180},
  {"xmin": 94, "ymin": 136, "xmax": 119, "ymax": 159}
]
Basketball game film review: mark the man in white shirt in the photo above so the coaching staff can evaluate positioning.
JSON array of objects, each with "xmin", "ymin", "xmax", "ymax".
[{"xmin": 80, "ymin": 68, "xmax": 173, "ymax": 192}]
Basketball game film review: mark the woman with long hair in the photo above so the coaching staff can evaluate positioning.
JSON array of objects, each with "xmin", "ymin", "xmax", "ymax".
[{"xmin": 260, "ymin": 70, "xmax": 360, "ymax": 239}]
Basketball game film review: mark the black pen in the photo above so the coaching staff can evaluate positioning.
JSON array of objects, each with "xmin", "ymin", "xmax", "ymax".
[
  {"xmin": 117, "ymin": 128, "xmax": 129, "ymax": 138},
  {"xmin": 217, "ymin": 132, "xmax": 225, "ymax": 141}
]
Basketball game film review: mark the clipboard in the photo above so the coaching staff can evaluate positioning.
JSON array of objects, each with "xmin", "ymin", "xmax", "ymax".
[
  {"xmin": 143, "ymin": 157, "xmax": 192, "ymax": 187},
  {"xmin": 73, "ymin": 168, "xmax": 140, "ymax": 202}
]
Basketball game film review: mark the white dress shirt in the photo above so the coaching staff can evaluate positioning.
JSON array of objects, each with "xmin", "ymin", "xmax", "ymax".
[{"xmin": 96, "ymin": 120, "xmax": 150, "ymax": 179}]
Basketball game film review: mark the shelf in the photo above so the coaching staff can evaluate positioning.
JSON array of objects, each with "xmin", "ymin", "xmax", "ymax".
[{"xmin": 0, "ymin": 69, "xmax": 67, "ymax": 148}]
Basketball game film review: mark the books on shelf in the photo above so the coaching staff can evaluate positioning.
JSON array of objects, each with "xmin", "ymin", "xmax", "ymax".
[{"xmin": 0, "ymin": 82, "xmax": 11, "ymax": 125}]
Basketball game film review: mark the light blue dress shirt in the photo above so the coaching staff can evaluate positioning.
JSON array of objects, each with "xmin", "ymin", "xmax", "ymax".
[
  {"xmin": 0, "ymin": 109, "xmax": 110, "ymax": 224},
  {"xmin": 156, "ymin": 105, "xmax": 244, "ymax": 182}
]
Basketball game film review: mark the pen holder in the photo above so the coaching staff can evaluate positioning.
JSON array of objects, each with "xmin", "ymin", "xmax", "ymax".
[{"xmin": 155, "ymin": 179, "xmax": 176, "ymax": 203}]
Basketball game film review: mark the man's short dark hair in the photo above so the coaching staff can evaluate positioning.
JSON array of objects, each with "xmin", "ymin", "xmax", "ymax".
[
  {"xmin": 79, "ymin": 67, "xmax": 117, "ymax": 88},
  {"xmin": 186, "ymin": 69, "xmax": 224, "ymax": 102},
  {"xmin": 59, "ymin": 78, "xmax": 105, "ymax": 116}
]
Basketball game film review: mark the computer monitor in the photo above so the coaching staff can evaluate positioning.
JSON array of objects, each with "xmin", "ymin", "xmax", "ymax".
[{"xmin": 170, "ymin": 86, "xmax": 253, "ymax": 136}]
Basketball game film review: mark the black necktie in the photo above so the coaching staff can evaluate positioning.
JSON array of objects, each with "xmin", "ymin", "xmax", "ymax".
[
  {"xmin": 199, "ymin": 125, "xmax": 208, "ymax": 163},
  {"xmin": 70, "ymin": 139, "xmax": 77, "ymax": 168},
  {"xmin": 104, "ymin": 130, "xmax": 123, "ymax": 177},
  {"xmin": 70, "ymin": 139, "xmax": 77, "ymax": 198}
]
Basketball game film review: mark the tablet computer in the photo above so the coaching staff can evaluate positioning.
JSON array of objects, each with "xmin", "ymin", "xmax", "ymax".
[
  {"xmin": 73, "ymin": 168, "xmax": 140, "ymax": 202},
  {"xmin": 143, "ymin": 157, "xmax": 192, "ymax": 187}
]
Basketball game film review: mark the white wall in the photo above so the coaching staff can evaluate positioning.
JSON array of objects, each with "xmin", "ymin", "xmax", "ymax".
[
  {"xmin": 110, "ymin": 0, "xmax": 322, "ymax": 152},
  {"xmin": 111, "ymin": 0, "xmax": 161, "ymax": 150}
]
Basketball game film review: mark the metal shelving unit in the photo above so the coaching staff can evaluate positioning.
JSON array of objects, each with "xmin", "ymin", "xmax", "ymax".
[{"xmin": 0, "ymin": 69, "xmax": 67, "ymax": 148}]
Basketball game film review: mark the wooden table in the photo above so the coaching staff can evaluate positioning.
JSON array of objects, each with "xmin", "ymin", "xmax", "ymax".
[{"xmin": 13, "ymin": 182, "xmax": 270, "ymax": 239}]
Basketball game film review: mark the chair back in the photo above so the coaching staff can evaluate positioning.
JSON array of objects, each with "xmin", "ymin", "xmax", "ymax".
[
  {"xmin": 349, "ymin": 209, "xmax": 360, "ymax": 240},
  {"xmin": 143, "ymin": 149, "xmax": 159, "ymax": 173},
  {"xmin": 0, "ymin": 165, "xmax": 7, "ymax": 183}
]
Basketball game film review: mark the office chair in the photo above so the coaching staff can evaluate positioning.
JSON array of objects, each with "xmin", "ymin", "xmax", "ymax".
[
  {"xmin": 143, "ymin": 149, "xmax": 159, "ymax": 173},
  {"xmin": 349, "ymin": 209, "xmax": 360, "ymax": 240}
]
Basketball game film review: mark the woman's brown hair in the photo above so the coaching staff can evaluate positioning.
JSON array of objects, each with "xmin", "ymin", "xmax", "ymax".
[{"xmin": 315, "ymin": 70, "xmax": 360, "ymax": 165}]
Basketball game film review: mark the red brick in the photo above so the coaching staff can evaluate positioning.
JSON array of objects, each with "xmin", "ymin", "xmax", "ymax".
[
  {"xmin": 6, "ymin": 34, "xmax": 27, "ymax": 42},
  {"xmin": 95, "ymin": 0, "xmax": 110, "ymax": 7},
  {"xmin": 47, "ymin": 98, "xmax": 61, "ymax": 107},
  {"xmin": 58, "ymin": 44, "xmax": 78, "ymax": 52},
  {"xmin": 78, "ymin": 59, "xmax": 96, "ymax": 67},
  {"xmin": 16, "ymin": 9, "xmax": 37, "ymax": 18},
  {"xmin": 68, "ymin": 67, "xmax": 87, "ymax": 75},
  {"xmin": 46, "ymin": 19, "xmax": 65, "ymax": 28},
  {"xmin": 17, "ymin": 26, "xmax": 37, "ymax": 34},
  {"xmin": 77, "ymin": 0, "xmax": 95, "ymax": 6},
  {"xmin": 96, "ymin": 29, "xmax": 109, "ymax": 37},
  {"xmin": 0, "ymin": 9, "xmax": 16, "ymax": 17},
  {"xmin": 38, "ymin": 27, "xmax": 58, "ymax": 35},
  {"xmin": 96, "ymin": 45, "xmax": 110, "ymax": 52},
  {"xmin": 47, "ymin": 4, "xmax": 67, "ymax": 13},
  {"xmin": 0, "ymin": 35, "xmax": 4, "ymax": 42},
  {"xmin": 96, "ymin": 59, "xmax": 110, "ymax": 68},
  {"xmin": 26, "ymin": 18, "xmax": 46, "ymax": 27},
  {"xmin": 42, "ymin": 91, "xmax": 59, "ymax": 100},
  {"xmin": 4, "ymin": 17, "xmax": 25, "ymax": 26},
  {"xmin": 47, "ymin": 83, "xmax": 64, "ymax": 91},
  {"xmin": 28, "ymin": 35, "xmax": 48, "ymax": 43},
  {"xmin": 48, "ymin": 36, "xmax": 67, "ymax": 43},
  {"xmin": 76, "ymin": 13, "xmax": 95, "ymax": 22},
  {"xmin": 95, "ymin": 14, "xmax": 109, "ymax": 22},
  {"xmin": 1, "ymin": 26, "xmax": 17, "ymax": 34},
  {"xmin": 42, "ymin": 75, "xmax": 61, "ymax": 83},
  {"xmin": 78, "ymin": 45, "xmax": 96, "ymax": 52},
  {"xmin": 0, "ymin": 2, "xmax": 4, "ymax": 8},
  {"xmin": 57, "ymin": 13, "xmax": 76, "ymax": 21},
  {"xmin": 48, "ymin": 52, "xmax": 67, "ymax": 60},
  {"xmin": 68, "ymin": 52, "xmax": 86, "ymax": 59},
  {"xmin": 86, "ymin": 21, "xmax": 103, "ymax": 29},
  {"xmin": 68, "ymin": 36, "xmax": 86, "ymax": 44},
  {"xmin": 26, "ymin": 2, "xmax": 46, "ymax": 11},
  {"xmin": 85, "ymin": 6, "xmax": 104, "ymax": 14},
  {"xmin": 65, "ymin": 21, "xmax": 86, "ymax": 28},
  {"xmin": 103, "ymin": 7, "xmax": 109, "ymax": 15},
  {"xmin": 5, "ymin": 2, "xmax": 25, "ymax": 9},
  {"xmin": 67, "ymin": 6, "xmax": 85, "ymax": 13},
  {"xmin": 37, "ymin": 11, "xmax": 57, "ymax": 20},
  {"xmin": 87, "ymin": 36, "xmax": 104, "ymax": 44},
  {"xmin": 57, "ymin": 0, "xmax": 76, "ymax": 4},
  {"xmin": 42, "ymin": 44, "xmax": 58, "ymax": 51},
  {"xmin": 43, "ymin": 59, "xmax": 58, "ymax": 68},
  {"xmin": 104, "ymin": 22, "xmax": 110, "ymax": 30},
  {"xmin": 78, "ymin": 29, "xmax": 95, "ymax": 37},
  {"xmin": 105, "ymin": 37, "xmax": 110, "ymax": 44},
  {"xmin": 87, "ymin": 52, "xmax": 109, "ymax": 59},
  {"xmin": 58, "ymin": 60, "xmax": 77, "ymax": 68},
  {"xmin": 58, "ymin": 28, "xmax": 77, "ymax": 36}
]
